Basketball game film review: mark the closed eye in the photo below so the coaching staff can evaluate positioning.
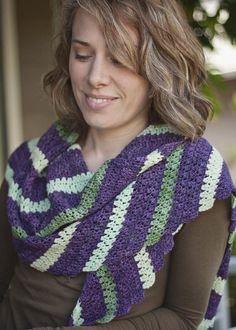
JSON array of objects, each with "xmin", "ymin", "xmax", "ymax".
[{"xmin": 75, "ymin": 54, "xmax": 92, "ymax": 61}]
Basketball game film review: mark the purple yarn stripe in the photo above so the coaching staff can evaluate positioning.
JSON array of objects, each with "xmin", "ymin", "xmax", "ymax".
[
  {"xmin": 148, "ymin": 231, "xmax": 174, "ymax": 272},
  {"xmin": 36, "ymin": 123, "xmax": 73, "ymax": 164},
  {"xmin": 217, "ymin": 247, "xmax": 232, "ymax": 279},
  {"xmin": 49, "ymin": 203, "xmax": 115, "ymax": 275},
  {"xmin": 183, "ymin": 139, "xmax": 212, "ymax": 221},
  {"xmin": 215, "ymin": 161, "xmax": 234, "ymax": 199},
  {"xmin": 107, "ymin": 257, "xmax": 144, "ymax": 316},
  {"xmin": 8, "ymin": 142, "xmax": 31, "ymax": 185},
  {"xmin": 107, "ymin": 162, "xmax": 166, "ymax": 262},
  {"xmin": 77, "ymin": 272, "xmax": 106, "ymax": 326},
  {"xmin": 205, "ymin": 291, "xmax": 222, "ymax": 320},
  {"xmin": 47, "ymin": 151, "xmax": 88, "ymax": 181}
]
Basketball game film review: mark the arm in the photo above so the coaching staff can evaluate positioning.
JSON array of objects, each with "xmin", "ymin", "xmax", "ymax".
[
  {"xmin": 32, "ymin": 198, "xmax": 230, "ymax": 330},
  {"xmin": 0, "ymin": 180, "xmax": 17, "ymax": 302}
]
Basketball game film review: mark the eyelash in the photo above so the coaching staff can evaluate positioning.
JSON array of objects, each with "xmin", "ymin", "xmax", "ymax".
[
  {"xmin": 75, "ymin": 54, "xmax": 121, "ymax": 65},
  {"xmin": 75, "ymin": 54, "xmax": 91, "ymax": 62}
]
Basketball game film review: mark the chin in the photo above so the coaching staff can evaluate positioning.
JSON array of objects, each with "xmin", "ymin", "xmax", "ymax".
[
  {"xmin": 83, "ymin": 119, "xmax": 110, "ymax": 130},
  {"xmin": 82, "ymin": 114, "xmax": 113, "ymax": 130}
]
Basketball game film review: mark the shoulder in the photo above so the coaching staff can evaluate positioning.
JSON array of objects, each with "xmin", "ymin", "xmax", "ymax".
[
  {"xmin": 4, "ymin": 138, "xmax": 39, "ymax": 188},
  {"xmin": 7, "ymin": 138, "xmax": 39, "ymax": 170},
  {"xmin": 180, "ymin": 136, "xmax": 235, "ymax": 212}
]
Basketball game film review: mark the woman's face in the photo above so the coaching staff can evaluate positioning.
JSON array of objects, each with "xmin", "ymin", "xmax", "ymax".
[{"xmin": 69, "ymin": 9, "xmax": 150, "ymax": 133}]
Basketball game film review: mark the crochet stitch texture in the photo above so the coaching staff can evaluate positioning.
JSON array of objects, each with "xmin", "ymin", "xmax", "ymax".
[{"xmin": 5, "ymin": 121, "xmax": 236, "ymax": 329}]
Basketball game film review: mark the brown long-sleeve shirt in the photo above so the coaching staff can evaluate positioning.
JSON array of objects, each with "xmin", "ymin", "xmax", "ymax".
[{"xmin": 0, "ymin": 180, "xmax": 231, "ymax": 330}]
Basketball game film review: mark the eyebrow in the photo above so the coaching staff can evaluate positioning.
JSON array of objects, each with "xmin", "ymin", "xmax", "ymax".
[
  {"xmin": 72, "ymin": 38, "xmax": 109, "ymax": 49},
  {"xmin": 72, "ymin": 39, "xmax": 93, "ymax": 47}
]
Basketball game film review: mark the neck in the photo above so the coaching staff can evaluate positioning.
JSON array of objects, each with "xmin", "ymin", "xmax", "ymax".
[{"xmin": 82, "ymin": 120, "xmax": 148, "ymax": 163}]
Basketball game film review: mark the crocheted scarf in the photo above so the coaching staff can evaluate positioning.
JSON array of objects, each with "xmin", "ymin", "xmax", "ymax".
[{"xmin": 5, "ymin": 121, "xmax": 236, "ymax": 329}]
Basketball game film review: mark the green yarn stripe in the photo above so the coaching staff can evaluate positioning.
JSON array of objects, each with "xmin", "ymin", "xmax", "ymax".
[
  {"xmin": 12, "ymin": 226, "xmax": 28, "ymax": 239},
  {"xmin": 55, "ymin": 121, "xmax": 79, "ymax": 145},
  {"xmin": 146, "ymin": 144, "xmax": 184, "ymax": 246},
  {"xmin": 37, "ymin": 162, "xmax": 109, "ymax": 237},
  {"xmin": 83, "ymin": 182, "xmax": 135, "ymax": 272},
  {"xmin": 139, "ymin": 124, "xmax": 176, "ymax": 137},
  {"xmin": 96, "ymin": 265, "xmax": 117, "ymax": 324}
]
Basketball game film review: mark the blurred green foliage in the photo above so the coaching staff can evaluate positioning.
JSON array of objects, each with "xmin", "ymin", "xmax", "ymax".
[
  {"xmin": 180, "ymin": 0, "xmax": 236, "ymax": 48},
  {"xmin": 180, "ymin": 0, "xmax": 236, "ymax": 115},
  {"xmin": 232, "ymin": 93, "xmax": 236, "ymax": 111},
  {"xmin": 201, "ymin": 71, "xmax": 227, "ymax": 116}
]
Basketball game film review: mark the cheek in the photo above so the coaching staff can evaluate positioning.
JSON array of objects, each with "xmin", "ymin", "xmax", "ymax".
[
  {"xmin": 126, "ymin": 79, "xmax": 149, "ymax": 103},
  {"xmin": 69, "ymin": 59, "xmax": 86, "ymax": 86},
  {"xmin": 119, "ymin": 71, "xmax": 149, "ymax": 99}
]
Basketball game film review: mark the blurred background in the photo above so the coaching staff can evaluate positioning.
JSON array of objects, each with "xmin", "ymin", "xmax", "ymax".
[{"xmin": 0, "ymin": 0, "xmax": 235, "ymax": 328}]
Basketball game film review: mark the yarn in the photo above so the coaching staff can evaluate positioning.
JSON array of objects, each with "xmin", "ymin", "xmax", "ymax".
[{"xmin": 5, "ymin": 121, "xmax": 236, "ymax": 329}]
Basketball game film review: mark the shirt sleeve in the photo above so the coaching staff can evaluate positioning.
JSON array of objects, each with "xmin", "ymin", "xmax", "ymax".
[
  {"xmin": 0, "ymin": 180, "xmax": 17, "ymax": 303},
  {"xmin": 31, "ymin": 198, "xmax": 231, "ymax": 330}
]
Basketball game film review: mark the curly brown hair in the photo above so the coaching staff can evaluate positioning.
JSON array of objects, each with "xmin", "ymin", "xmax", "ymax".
[{"xmin": 44, "ymin": 0, "xmax": 212, "ymax": 140}]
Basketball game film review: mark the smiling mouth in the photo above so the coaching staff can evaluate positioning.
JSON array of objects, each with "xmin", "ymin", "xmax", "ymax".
[
  {"xmin": 86, "ymin": 94, "xmax": 118, "ymax": 101},
  {"xmin": 85, "ymin": 94, "xmax": 119, "ymax": 109}
]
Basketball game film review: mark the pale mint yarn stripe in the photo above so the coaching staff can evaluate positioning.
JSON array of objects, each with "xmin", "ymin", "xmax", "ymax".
[
  {"xmin": 212, "ymin": 276, "xmax": 226, "ymax": 295},
  {"xmin": 83, "ymin": 182, "xmax": 135, "ymax": 272},
  {"xmin": 68, "ymin": 143, "xmax": 81, "ymax": 151},
  {"xmin": 139, "ymin": 150, "xmax": 164, "ymax": 174},
  {"xmin": 134, "ymin": 245, "xmax": 155, "ymax": 289},
  {"xmin": 72, "ymin": 300, "xmax": 84, "ymax": 326},
  {"xmin": 31, "ymin": 222, "xmax": 78, "ymax": 272},
  {"xmin": 28, "ymin": 139, "xmax": 49, "ymax": 173},
  {"xmin": 37, "ymin": 162, "xmax": 109, "ymax": 237},
  {"xmin": 47, "ymin": 172, "xmax": 94, "ymax": 194},
  {"xmin": 5, "ymin": 165, "xmax": 51, "ymax": 214},
  {"xmin": 233, "ymin": 194, "xmax": 236, "ymax": 209},
  {"xmin": 197, "ymin": 317, "xmax": 215, "ymax": 330},
  {"xmin": 20, "ymin": 197, "xmax": 50, "ymax": 214},
  {"xmin": 146, "ymin": 145, "xmax": 184, "ymax": 246},
  {"xmin": 199, "ymin": 148, "xmax": 223, "ymax": 212},
  {"xmin": 6, "ymin": 164, "xmax": 93, "ymax": 213},
  {"xmin": 172, "ymin": 224, "xmax": 184, "ymax": 236},
  {"xmin": 27, "ymin": 137, "xmax": 39, "ymax": 152},
  {"xmin": 97, "ymin": 265, "xmax": 117, "ymax": 324},
  {"xmin": 5, "ymin": 165, "xmax": 22, "ymax": 201},
  {"xmin": 139, "ymin": 124, "xmax": 176, "ymax": 137},
  {"xmin": 229, "ymin": 230, "xmax": 236, "ymax": 245}
]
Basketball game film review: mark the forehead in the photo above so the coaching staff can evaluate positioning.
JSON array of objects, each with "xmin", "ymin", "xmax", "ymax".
[
  {"xmin": 71, "ymin": 8, "xmax": 138, "ymax": 46},
  {"xmin": 72, "ymin": 9, "xmax": 102, "ymax": 36}
]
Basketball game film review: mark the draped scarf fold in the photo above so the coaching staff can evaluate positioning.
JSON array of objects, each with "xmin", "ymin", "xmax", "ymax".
[{"xmin": 5, "ymin": 121, "xmax": 236, "ymax": 329}]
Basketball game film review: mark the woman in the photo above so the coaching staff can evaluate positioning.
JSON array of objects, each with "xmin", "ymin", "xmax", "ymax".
[{"xmin": 0, "ymin": 0, "xmax": 236, "ymax": 329}]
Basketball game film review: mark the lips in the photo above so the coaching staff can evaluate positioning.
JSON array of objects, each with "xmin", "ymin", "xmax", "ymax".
[{"xmin": 85, "ymin": 93, "xmax": 119, "ymax": 109}]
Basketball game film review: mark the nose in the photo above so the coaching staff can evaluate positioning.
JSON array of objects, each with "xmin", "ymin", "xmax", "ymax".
[{"xmin": 88, "ymin": 56, "xmax": 111, "ymax": 88}]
